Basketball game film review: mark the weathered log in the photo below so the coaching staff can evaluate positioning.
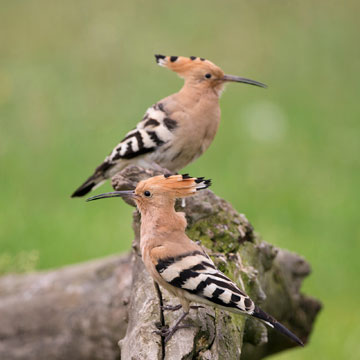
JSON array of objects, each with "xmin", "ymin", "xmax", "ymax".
[
  {"xmin": 0, "ymin": 165, "xmax": 321, "ymax": 360},
  {"xmin": 0, "ymin": 255, "xmax": 132, "ymax": 360}
]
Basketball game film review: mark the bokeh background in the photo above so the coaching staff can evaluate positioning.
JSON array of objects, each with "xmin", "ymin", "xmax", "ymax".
[{"xmin": 1, "ymin": 0, "xmax": 359, "ymax": 358}]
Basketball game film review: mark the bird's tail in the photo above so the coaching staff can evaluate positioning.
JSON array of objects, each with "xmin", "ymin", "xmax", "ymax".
[
  {"xmin": 71, "ymin": 174, "xmax": 105, "ymax": 198},
  {"xmin": 252, "ymin": 306, "xmax": 304, "ymax": 346},
  {"xmin": 71, "ymin": 161, "xmax": 114, "ymax": 197}
]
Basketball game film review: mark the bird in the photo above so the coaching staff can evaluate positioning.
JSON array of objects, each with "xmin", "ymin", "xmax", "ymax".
[
  {"xmin": 71, "ymin": 55, "xmax": 266, "ymax": 197},
  {"xmin": 86, "ymin": 174, "xmax": 303, "ymax": 346}
]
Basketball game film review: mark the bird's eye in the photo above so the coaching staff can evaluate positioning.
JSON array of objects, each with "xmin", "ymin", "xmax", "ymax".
[
  {"xmin": 205, "ymin": 73, "xmax": 212, "ymax": 79},
  {"xmin": 144, "ymin": 190, "xmax": 151, "ymax": 197}
]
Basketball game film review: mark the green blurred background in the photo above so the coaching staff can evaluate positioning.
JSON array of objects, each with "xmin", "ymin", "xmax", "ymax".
[{"xmin": 1, "ymin": 0, "xmax": 359, "ymax": 358}]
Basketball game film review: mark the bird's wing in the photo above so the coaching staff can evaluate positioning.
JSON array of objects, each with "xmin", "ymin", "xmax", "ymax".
[
  {"xmin": 155, "ymin": 249, "xmax": 255, "ymax": 314},
  {"xmin": 153, "ymin": 247, "xmax": 304, "ymax": 346},
  {"xmin": 71, "ymin": 103, "xmax": 178, "ymax": 197},
  {"xmin": 107, "ymin": 103, "xmax": 177, "ymax": 162}
]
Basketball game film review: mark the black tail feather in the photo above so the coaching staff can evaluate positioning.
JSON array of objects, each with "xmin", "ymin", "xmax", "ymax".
[
  {"xmin": 71, "ymin": 161, "xmax": 114, "ymax": 198},
  {"xmin": 252, "ymin": 306, "xmax": 304, "ymax": 347},
  {"xmin": 71, "ymin": 180, "xmax": 97, "ymax": 197}
]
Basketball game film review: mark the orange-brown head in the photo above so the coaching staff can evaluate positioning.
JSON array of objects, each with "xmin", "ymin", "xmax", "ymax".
[
  {"xmin": 154, "ymin": 54, "xmax": 266, "ymax": 91},
  {"xmin": 86, "ymin": 174, "xmax": 211, "ymax": 212}
]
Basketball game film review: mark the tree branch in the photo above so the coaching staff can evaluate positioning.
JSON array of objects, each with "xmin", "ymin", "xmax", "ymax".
[{"xmin": 0, "ymin": 255, "xmax": 132, "ymax": 360}]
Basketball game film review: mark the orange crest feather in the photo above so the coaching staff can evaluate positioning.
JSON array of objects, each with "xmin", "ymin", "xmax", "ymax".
[
  {"xmin": 136, "ymin": 174, "xmax": 211, "ymax": 198},
  {"xmin": 154, "ymin": 54, "xmax": 224, "ymax": 78}
]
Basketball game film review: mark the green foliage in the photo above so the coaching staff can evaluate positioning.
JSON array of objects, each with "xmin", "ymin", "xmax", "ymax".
[{"xmin": 0, "ymin": 0, "xmax": 359, "ymax": 358}]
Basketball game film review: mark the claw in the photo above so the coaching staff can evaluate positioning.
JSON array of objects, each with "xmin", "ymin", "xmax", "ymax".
[
  {"xmin": 153, "ymin": 325, "xmax": 169, "ymax": 336},
  {"xmin": 161, "ymin": 304, "xmax": 204, "ymax": 312},
  {"xmin": 161, "ymin": 304, "xmax": 182, "ymax": 312},
  {"xmin": 154, "ymin": 311, "xmax": 190, "ymax": 343}
]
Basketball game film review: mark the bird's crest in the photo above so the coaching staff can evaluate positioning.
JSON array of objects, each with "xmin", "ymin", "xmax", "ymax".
[
  {"xmin": 154, "ymin": 54, "xmax": 223, "ymax": 78},
  {"xmin": 136, "ymin": 174, "xmax": 211, "ymax": 198}
]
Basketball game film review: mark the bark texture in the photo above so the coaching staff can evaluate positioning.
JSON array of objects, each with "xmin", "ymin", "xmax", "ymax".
[
  {"xmin": 0, "ymin": 255, "xmax": 132, "ymax": 360},
  {"xmin": 0, "ymin": 166, "xmax": 321, "ymax": 360}
]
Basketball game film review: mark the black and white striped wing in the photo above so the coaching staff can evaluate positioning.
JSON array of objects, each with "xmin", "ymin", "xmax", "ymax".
[
  {"xmin": 71, "ymin": 103, "xmax": 179, "ymax": 197},
  {"xmin": 155, "ymin": 250, "xmax": 255, "ymax": 314},
  {"xmin": 108, "ymin": 103, "xmax": 178, "ymax": 162}
]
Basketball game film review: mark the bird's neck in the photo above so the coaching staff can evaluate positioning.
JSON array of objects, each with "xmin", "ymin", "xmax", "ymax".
[
  {"xmin": 139, "ymin": 201, "xmax": 187, "ymax": 249},
  {"xmin": 177, "ymin": 81, "xmax": 221, "ymax": 105}
]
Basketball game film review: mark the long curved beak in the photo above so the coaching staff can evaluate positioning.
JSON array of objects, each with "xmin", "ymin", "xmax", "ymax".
[
  {"xmin": 86, "ymin": 190, "xmax": 135, "ymax": 202},
  {"xmin": 222, "ymin": 74, "xmax": 267, "ymax": 88}
]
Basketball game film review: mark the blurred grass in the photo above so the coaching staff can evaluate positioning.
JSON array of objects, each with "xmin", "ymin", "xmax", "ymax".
[{"xmin": 0, "ymin": 0, "xmax": 359, "ymax": 358}]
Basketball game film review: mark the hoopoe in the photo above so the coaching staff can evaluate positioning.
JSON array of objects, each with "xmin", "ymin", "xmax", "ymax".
[
  {"xmin": 86, "ymin": 174, "xmax": 303, "ymax": 346},
  {"xmin": 71, "ymin": 55, "xmax": 266, "ymax": 197}
]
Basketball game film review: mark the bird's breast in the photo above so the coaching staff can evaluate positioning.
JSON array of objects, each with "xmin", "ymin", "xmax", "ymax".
[{"xmin": 151, "ymin": 102, "xmax": 220, "ymax": 171}]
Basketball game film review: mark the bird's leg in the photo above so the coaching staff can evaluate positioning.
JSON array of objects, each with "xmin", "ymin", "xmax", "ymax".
[
  {"xmin": 155, "ymin": 311, "xmax": 190, "ymax": 343},
  {"xmin": 165, "ymin": 311, "xmax": 190, "ymax": 343}
]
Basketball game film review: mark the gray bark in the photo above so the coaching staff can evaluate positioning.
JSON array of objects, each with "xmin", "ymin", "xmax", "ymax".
[
  {"xmin": 0, "ymin": 255, "xmax": 132, "ymax": 360},
  {"xmin": 0, "ymin": 166, "xmax": 321, "ymax": 360}
]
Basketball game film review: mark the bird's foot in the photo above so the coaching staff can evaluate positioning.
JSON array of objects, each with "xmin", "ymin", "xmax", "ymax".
[
  {"xmin": 154, "ymin": 311, "xmax": 190, "ymax": 343},
  {"xmin": 161, "ymin": 304, "xmax": 204, "ymax": 312},
  {"xmin": 161, "ymin": 304, "xmax": 182, "ymax": 312},
  {"xmin": 154, "ymin": 324, "xmax": 195, "ymax": 343}
]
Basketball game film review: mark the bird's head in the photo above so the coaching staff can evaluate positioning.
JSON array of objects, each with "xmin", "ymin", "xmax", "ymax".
[
  {"xmin": 86, "ymin": 174, "xmax": 211, "ymax": 212},
  {"xmin": 154, "ymin": 54, "xmax": 266, "ymax": 94}
]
